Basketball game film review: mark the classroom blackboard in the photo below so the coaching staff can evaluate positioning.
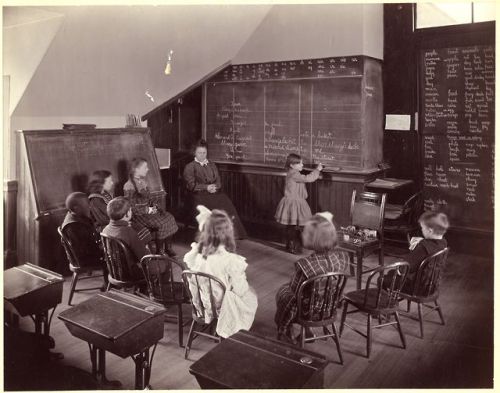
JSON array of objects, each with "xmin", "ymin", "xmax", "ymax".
[
  {"xmin": 420, "ymin": 45, "xmax": 494, "ymax": 231},
  {"xmin": 204, "ymin": 56, "xmax": 383, "ymax": 171},
  {"xmin": 22, "ymin": 128, "xmax": 164, "ymax": 215}
]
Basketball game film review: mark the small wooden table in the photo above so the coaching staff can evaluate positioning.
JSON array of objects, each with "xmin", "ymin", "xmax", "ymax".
[
  {"xmin": 58, "ymin": 290, "xmax": 166, "ymax": 389},
  {"xmin": 4, "ymin": 263, "xmax": 64, "ymax": 336},
  {"xmin": 338, "ymin": 231, "xmax": 383, "ymax": 290},
  {"xmin": 189, "ymin": 330, "xmax": 328, "ymax": 389}
]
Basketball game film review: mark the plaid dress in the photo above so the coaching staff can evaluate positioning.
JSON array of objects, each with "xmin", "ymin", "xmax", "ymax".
[
  {"xmin": 89, "ymin": 191, "xmax": 153, "ymax": 244},
  {"xmin": 274, "ymin": 250, "xmax": 350, "ymax": 336},
  {"xmin": 123, "ymin": 177, "xmax": 178, "ymax": 240}
]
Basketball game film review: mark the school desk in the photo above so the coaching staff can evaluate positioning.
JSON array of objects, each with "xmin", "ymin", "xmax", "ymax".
[
  {"xmin": 189, "ymin": 330, "xmax": 328, "ymax": 389},
  {"xmin": 58, "ymin": 290, "xmax": 166, "ymax": 389},
  {"xmin": 4, "ymin": 263, "xmax": 64, "ymax": 336}
]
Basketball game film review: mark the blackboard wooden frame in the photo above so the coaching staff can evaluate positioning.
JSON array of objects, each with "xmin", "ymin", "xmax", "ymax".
[
  {"xmin": 201, "ymin": 55, "xmax": 383, "ymax": 172},
  {"xmin": 416, "ymin": 21, "xmax": 495, "ymax": 233}
]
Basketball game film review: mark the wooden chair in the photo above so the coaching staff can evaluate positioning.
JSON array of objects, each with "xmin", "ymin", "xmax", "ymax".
[
  {"xmin": 140, "ymin": 255, "xmax": 191, "ymax": 347},
  {"xmin": 398, "ymin": 247, "xmax": 449, "ymax": 338},
  {"xmin": 296, "ymin": 272, "xmax": 349, "ymax": 364},
  {"xmin": 384, "ymin": 192, "xmax": 423, "ymax": 246},
  {"xmin": 338, "ymin": 190, "xmax": 387, "ymax": 290},
  {"xmin": 58, "ymin": 226, "xmax": 105, "ymax": 306},
  {"xmin": 181, "ymin": 270, "xmax": 226, "ymax": 360},
  {"xmin": 100, "ymin": 233, "xmax": 146, "ymax": 293},
  {"xmin": 339, "ymin": 261, "xmax": 409, "ymax": 358}
]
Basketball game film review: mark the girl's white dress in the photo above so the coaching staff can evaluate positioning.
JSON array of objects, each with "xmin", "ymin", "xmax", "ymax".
[{"xmin": 183, "ymin": 243, "xmax": 258, "ymax": 338}]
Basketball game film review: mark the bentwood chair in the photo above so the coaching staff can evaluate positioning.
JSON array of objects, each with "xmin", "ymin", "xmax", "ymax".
[
  {"xmin": 100, "ymin": 233, "xmax": 146, "ymax": 293},
  {"xmin": 340, "ymin": 261, "xmax": 409, "ymax": 358},
  {"xmin": 140, "ymin": 255, "xmax": 191, "ymax": 347},
  {"xmin": 384, "ymin": 192, "xmax": 423, "ymax": 246},
  {"xmin": 398, "ymin": 248, "xmax": 450, "ymax": 338},
  {"xmin": 296, "ymin": 272, "xmax": 349, "ymax": 364},
  {"xmin": 58, "ymin": 226, "xmax": 105, "ymax": 306},
  {"xmin": 181, "ymin": 270, "xmax": 226, "ymax": 360},
  {"xmin": 338, "ymin": 190, "xmax": 387, "ymax": 290}
]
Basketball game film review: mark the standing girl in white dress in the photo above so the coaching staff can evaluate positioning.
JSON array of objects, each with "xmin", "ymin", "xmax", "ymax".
[{"xmin": 183, "ymin": 206, "xmax": 258, "ymax": 338}]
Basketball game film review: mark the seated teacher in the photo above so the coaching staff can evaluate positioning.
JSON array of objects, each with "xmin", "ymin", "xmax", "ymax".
[{"xmin": 183, "ymin": 139, "xmax": 247, "ymax": 239}]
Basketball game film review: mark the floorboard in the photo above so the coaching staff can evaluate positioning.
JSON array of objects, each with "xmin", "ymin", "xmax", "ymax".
[{"xmin": 9, "ymin": 236, "xmax": 493, "ymax": 389}]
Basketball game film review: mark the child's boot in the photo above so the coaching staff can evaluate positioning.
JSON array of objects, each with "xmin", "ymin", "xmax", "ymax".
[{"xmin": 164, "ymin": 237, "xmax": 177, "ymax": 258}]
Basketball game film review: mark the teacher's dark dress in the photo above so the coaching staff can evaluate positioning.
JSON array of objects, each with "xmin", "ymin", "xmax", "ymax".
[{"xmin": 183, "ymin": 160, "xmax": 247, "ymax": 239}]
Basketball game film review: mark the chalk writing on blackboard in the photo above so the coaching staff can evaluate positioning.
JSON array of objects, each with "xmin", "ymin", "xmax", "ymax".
[{"xmin": 421, "ymin": 44, "xmax": 494, "ymax": 231}]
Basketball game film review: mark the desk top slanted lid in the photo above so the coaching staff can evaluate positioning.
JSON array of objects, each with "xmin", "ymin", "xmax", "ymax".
[
  {"xmin": 189, "ymin": 330, "xmax": 328, "ymax": 389},
  {"xmin": 4, "ymin": 263, "xmax": 64, "ymax": 316},
  {"xmin": 4, "ymin": 263, "xmax": 64, "ymax": 302},
  {"xmin": 58, "ymin": 290, "xmax": 166, "ymax": 341}
]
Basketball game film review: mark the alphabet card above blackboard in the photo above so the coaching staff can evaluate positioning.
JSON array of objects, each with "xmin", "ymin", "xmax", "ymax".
[
  {"xmin": 203, "ymin": 56, "xmax": 383, "ymax": 172},
  {"xmin": 420, "ymin": 44, "xmax": 494, "ymax": 231}
]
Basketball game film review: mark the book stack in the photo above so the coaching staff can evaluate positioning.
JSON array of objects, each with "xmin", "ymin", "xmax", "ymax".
[
  {"xmin": 62, "ymin": 124, "xmax": 96, "ymax": 130},
  {"xmin": 126, "ymin": 114, "xmax": 141, "ymax": 128}
]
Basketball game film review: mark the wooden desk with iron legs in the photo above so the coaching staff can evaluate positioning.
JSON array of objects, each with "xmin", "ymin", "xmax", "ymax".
[
  {"xmin": 59, "ymin": 290, "xmax": 166, "ymax": 389},
  {"xmin": 4, "ymin": 263, "xmax": 64, "ymax": 346}
]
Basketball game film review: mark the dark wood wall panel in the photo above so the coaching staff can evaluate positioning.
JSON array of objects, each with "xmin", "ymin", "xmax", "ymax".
[
  {"xmin": 217, "ymin": 168, "xmax": 371, "ymax": 230},
  {"xmin": 316, "ymin": 180, "xmax": 364, "ymax": 227}
]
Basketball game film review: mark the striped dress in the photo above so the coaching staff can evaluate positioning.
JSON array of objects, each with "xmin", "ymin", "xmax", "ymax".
[
  {"xmin": 88, "ymin": 191, "xmax": 153, "ymax": 244},
  {"xmin": 123, "ymin": 177, "xmax": 178, "ymax": 240},
  {"xmin": 274, "ymin": 250, "xmax": 350, "ymax": 336}
]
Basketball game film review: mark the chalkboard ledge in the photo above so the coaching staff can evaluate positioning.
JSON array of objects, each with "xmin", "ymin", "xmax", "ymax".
[{"xmin": 215, "ymin": 161, "xmax": 384, "ymax": 183}]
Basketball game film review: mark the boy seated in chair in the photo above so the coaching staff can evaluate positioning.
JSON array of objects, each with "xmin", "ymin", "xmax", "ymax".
[
  {"xmin": 102, "ymin": 197, "xmax": 148, "ymax": 280},
  {"xmin": 384, "ymin": 211, "xmax": 449, "ymax": 292},
  {"xmin": 102, "ymin": 197, "xmax": 181, "ymax": 283},
  {"xmin": 61, "ymin": 192, "xmax": 108, "ymax": 285}
]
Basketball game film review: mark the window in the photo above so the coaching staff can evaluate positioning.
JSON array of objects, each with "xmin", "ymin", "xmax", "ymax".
[{"xmin": 416, "ymin": 2, "xmax": 495, "ymax": 29}]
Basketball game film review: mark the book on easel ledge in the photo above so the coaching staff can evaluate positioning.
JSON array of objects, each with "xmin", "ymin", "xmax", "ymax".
[
  {"xmin": 368, "ymin": 178, "xmax": 413, "ymax": 189},
  {"xmin": 62, "ymin": 124, "xmax": 96, "ymax": 130}
]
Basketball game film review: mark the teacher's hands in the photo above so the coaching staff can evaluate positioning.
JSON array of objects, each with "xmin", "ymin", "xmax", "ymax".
[
  {"xmin": 316, "ymin": 163, "xmax": 324, "ymax": 171},
  {"xmin": 207, "ymin": 184, "xmax": 217, "ymax": 193}
]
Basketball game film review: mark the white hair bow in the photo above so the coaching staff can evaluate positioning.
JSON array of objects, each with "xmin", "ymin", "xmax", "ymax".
[
  {"xmin": 317, "ymin": 211, "xmax": 334, "ymax": 223},
  {"xmin": 196, "ymin": 205, "xmax": 212, "ymax": 231}
]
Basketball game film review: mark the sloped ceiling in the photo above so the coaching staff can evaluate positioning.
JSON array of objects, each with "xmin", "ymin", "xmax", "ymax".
[
  {"xmin": 11, "ymin": 5, "xmax": 272, "ymax": 117},
  {"xmin": 233, "ymin": 4, "xmax": 377, "ymax": 64},
  {"xmin": 3, "ymin": 7, "xmax": 64, "ymax": 115}
]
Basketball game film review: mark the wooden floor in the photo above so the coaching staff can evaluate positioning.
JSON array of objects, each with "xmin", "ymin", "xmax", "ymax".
[{"xmin": 12, "ymin": 236, "xmax": 493, "ymax": 389}]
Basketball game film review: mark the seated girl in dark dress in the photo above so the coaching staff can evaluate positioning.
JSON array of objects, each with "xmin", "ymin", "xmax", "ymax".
[
  {"xmin": 87, "ymin": 170, "xmax": 152, "ymax": 245},
  {"xmin": 123, "ymin": 158, "xmax": 178, "ymax": 257},
  {"xmin": 183, "ymin": 140, "xmax": 247, "ymax": 239}
]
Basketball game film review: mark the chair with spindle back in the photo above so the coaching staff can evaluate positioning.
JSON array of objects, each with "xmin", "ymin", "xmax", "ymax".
[
  {"xmin": 338, "ymin": 190, "xmax": 387, "ymax": 290},
  {"xmin": 181, "ymin": 270, "xmax": 226, "ymax": 360},
  {"xmin": 100, "ymin": 233, "xmax": 146, "ymax": 293},
  {"xmin": 295, "ymin": 272, "xmax": 349, "ymax": 364},
  {"xmin": 140, "ymin": 255, "xmax": 191, "ymax": 347},
  {"xmin": 339, "ymin": 261, "xmax": 409, "ymax": 358},
  {"xmin": 384, "ymin": 192, "xmax": 423, "ymax": 247},
  {"xmin": 58, "ymin": 226, "xmax": 105, "ymax": 306},
  {"xmin": 398, "ymin": 247, "xmax": 449, "ymax": 338}
]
